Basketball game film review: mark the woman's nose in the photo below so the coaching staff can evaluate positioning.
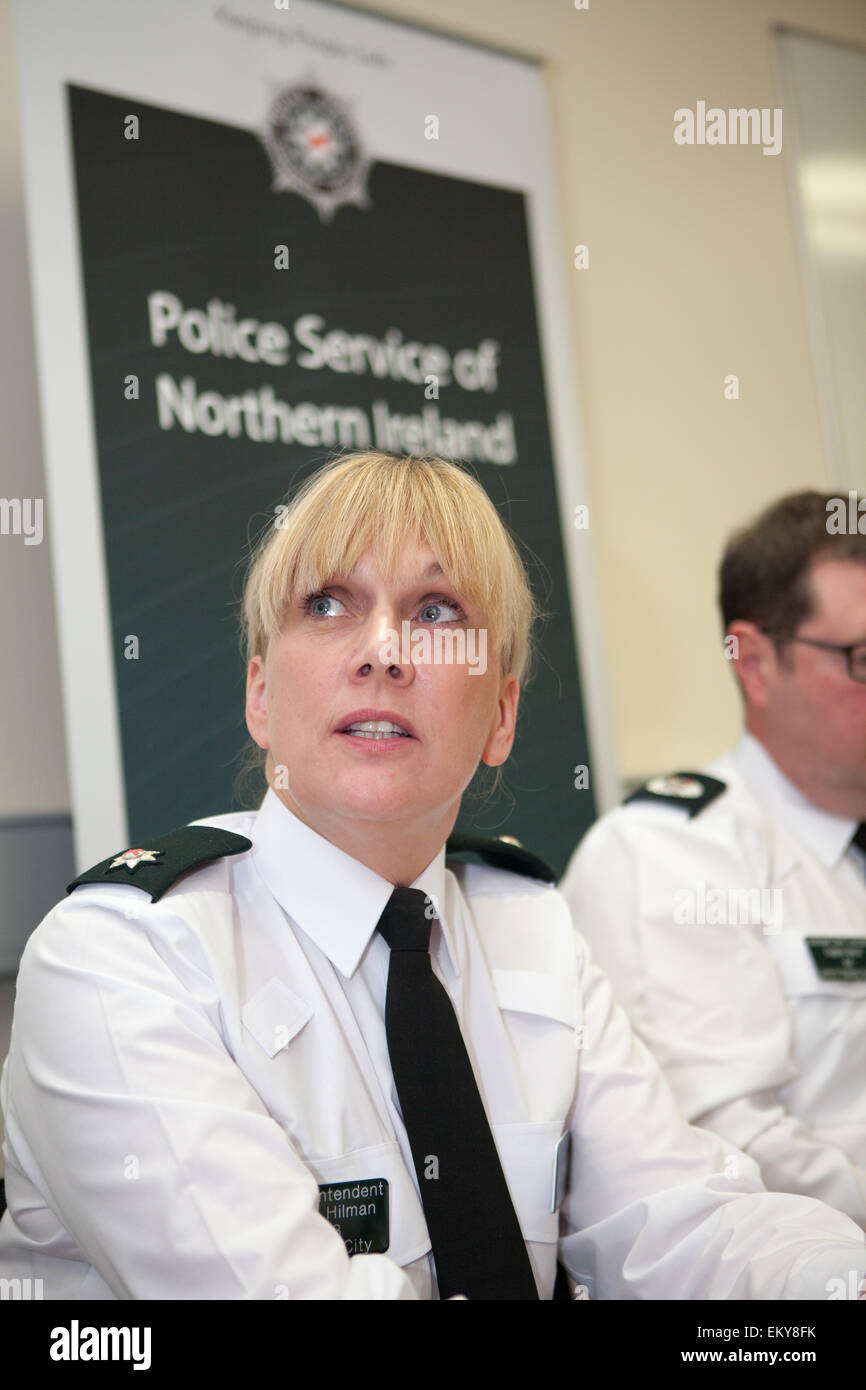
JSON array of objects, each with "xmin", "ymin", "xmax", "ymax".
[{"xmin": 356, "ymin": 607, "xmax": 413, "ymax": 676}]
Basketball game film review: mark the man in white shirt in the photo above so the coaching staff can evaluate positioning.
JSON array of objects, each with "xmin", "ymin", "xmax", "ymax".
[
  {"xmin": 2, "ymin": 462, "xmax": 866, "ymax": 1299},
  {"xmin": 561, "ymin": 490, "xmax": 866, "ymax": 1229}
]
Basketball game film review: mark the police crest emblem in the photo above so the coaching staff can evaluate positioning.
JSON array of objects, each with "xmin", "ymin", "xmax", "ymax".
[
  {"xmin": 645, "ymin": 775, "xmax": 705, "ymax": 799},
  {"xmin": 262, "ymin": 84, "xmax": 371, "ymax": 222}
]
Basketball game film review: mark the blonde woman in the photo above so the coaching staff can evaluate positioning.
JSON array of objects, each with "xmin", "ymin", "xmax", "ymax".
[{"xmin": 1, "ymin": 451, "xmax": 864, "ymax": 1300}]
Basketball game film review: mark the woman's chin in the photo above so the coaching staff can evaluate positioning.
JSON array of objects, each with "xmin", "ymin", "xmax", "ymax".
[{"xmin": 336, "ymin": 782, "xmax": 427, "ymax": 822}]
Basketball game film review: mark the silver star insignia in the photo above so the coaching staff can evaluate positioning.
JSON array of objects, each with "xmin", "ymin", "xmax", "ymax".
[{"xmin": 107, "ymin": 848, "xmax": 163, "ymax": 873}]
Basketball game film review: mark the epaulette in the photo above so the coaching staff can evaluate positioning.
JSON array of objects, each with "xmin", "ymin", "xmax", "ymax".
[
  {"xmin": 66, "ymin": 825, "xmax": 253, "ymax": 903},
  {"xmin": 624, "ymin": 772, "xmax": 726, "ymax": 819},
  {"xmin": 445, "ymin": 831, "xmax": 556, "ymax": 883}
]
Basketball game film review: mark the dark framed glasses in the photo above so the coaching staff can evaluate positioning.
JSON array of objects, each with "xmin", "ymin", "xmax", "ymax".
[{"xmin": 762, "ymin": 632, "xmax": 866, "ymax": 683}]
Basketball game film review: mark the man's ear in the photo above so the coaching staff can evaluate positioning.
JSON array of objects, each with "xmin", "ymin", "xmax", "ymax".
[
  {"xmin": 726, "ymin": 621, "xmax": 777, "ymax": 710},
  {"xmin": 245, "ymin": 655, "xmax": 270, "ymax": 749}
]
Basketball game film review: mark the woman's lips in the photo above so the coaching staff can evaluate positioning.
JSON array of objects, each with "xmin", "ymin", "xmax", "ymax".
[{"xmin": 335, "ymin": 730, "xmax": 417, "ymax": 751}]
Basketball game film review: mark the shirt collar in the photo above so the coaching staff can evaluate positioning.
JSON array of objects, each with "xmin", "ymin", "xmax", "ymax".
[
  {"xmin": 249, "ymin": 787, "xmax": 454, "ymax": 978},
  {"xmin": 733, "ymin": 730, "xmax": 858, "ymax": 869}
]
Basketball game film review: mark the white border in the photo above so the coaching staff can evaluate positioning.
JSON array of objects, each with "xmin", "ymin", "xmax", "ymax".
[{"xmin": 14, "ymin": 0, "xmax": 618, "ymax": 868}]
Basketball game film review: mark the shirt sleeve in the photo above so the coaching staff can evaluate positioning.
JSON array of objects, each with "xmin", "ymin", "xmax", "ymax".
[
  {"xmin": 696, "ymin": 1094, "xmax": 866, "ymax": 1231},
  {"xmin": 561, "ymin": 812, "xmax": 866, "ymax": 1229},
  {"xmin": 1, "ymin": 889, "xmax": 418, "ymax": 1300},
  {"xmin": 557, "ymin": 926, "xmax": 866, "ymax": 1299}
]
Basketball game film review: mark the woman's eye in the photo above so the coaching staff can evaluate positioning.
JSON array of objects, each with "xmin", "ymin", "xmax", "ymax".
[
  {"xmin": 302, "ymin": 592, "xmax": 463, "ymax": 622},
  {"xmin": 303, "ymin": 591, "xmax": 345, "ymax": 617},
  {"xmin": 418, "ymin": 600, "xmax": 463, "ymax": 623}
]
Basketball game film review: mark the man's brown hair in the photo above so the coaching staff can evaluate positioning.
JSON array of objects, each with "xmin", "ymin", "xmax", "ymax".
[{"xmin": 719, "ymin": 491, "xmax": 866, "ymax": 651}]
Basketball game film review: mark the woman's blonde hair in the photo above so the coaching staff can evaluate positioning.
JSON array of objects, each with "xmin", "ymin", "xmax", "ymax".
[
  {"xmin": 242, "ymin": 450, "xmax": 538, "ymax": 683},
  {"xmin": 236, "ymin": 450, "xmax": 542, "ymax": 806}
]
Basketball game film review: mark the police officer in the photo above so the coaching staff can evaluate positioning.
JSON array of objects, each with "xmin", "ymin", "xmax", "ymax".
[
  {"xmin": 1, "ymin": 460, "xmax": 865, "ymax": 1299},
  {"xmin": 562, "ymin": 491, "xmax": 866, "ymax": 1229}
]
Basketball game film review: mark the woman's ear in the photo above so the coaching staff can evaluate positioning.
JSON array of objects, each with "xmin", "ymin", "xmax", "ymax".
[
  {"xmin": 245, "ymin": 655, "xmax": 270, "ymax": 749},
  {"xmin": 480, "ymin": 674, "xmax": 519, "ymax": 768}
]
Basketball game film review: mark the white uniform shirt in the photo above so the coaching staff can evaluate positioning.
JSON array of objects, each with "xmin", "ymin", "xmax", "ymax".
[
  {"xmin": 561, "ymin": 731, "xmax": 866, "ymax": 1228},
  {"xmin": 1, "ymin": 786, "xmax": 865, "ymax": 1299}
]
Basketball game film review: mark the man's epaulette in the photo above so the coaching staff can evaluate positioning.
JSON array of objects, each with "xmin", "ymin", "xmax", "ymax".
[
  {"xmin": 445, "ymin": 831, "xmax": 556, "ymax": 883},
  {"xmin": 624, "ymin": 772, "xmax": 726, "ymax": 819},
  {"xmin": 66, "ymin": 826, "xmax": 253, "ymax": 903}
]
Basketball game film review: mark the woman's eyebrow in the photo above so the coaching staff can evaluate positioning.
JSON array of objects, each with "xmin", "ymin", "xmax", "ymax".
[{"xmin": 331, "ymin": 561, "xmax": 452, "ymax": 590}]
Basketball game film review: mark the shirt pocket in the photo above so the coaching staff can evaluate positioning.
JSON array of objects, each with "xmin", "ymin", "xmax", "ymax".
[
  {"xmin": 492, "ymin": 969, "xmax": 579, "ymax": 1029},
  {"xmin": 491, "ymin": 968, "xmax": 580, "ymax": 1121},
  {"xmin": 491, "ymin": 1120, "xmax": 565, "ymax": 1299},
  {"xmin": 492, "ymin": 1120, "xmax": 565, "ymax": 1243},
  {"xmin": 311, "ymin": 1140, "xmax": 431, "ymax": 1269},
  {"xmin": 241, "ymin": 977, "xmax": 313, "ymax": 1057}
]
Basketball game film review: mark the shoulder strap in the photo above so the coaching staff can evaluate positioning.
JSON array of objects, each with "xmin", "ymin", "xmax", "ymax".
[
  {"xmin": 624, "ymin": 771, "xmax": 726, "ymax": 819},
  {"xmin": 67, "ymin": 825, "xmax": 252, "ymax": 903},
  {"xmin": 446, "ymin": 831, "xmax": 556, "ymax": 883}
]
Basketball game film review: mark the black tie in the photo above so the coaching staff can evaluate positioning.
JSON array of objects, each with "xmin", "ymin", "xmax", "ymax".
[
  {"xmin": 377, "ymin": 886, "xmax": 539, "ymax": 1300},
  {"xmin": 850, "ymin": 824, "xmax": 866, "ymax": 861}
]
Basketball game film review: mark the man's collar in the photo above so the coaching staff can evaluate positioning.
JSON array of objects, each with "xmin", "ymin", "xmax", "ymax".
[
  {"xmin": 733, "ymin": 731, "xmax": 858, "ymax": 869},
  {"xmin": 249, "ymin": 788, "xmax": 454, "ymax": 977}
]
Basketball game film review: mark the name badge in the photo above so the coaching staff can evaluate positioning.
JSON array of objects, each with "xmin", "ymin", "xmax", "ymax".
[
  {"xmin": 318, "ymin": 1179, "xmax": 390, "ymax": 1256},
  {"xmin": 805, "ymin": 937, "xmax": 866, "ymax": 982}
]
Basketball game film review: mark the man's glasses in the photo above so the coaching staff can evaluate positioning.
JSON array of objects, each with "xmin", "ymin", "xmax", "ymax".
[{"xmin": 762, "ymin": 632, "xmax": 866, "ymax": 684}]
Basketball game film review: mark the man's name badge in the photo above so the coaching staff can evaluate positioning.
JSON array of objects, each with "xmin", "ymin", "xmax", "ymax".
[
  {"xmin": 806, "ymin": 937, "xmax": 866, "ymax": 982},
  {"xmin": 318, "ymin": 1179, "xmax": 389, "ymax": 1255}
]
